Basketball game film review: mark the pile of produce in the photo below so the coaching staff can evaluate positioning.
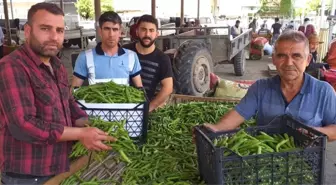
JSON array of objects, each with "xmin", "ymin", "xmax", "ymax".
[
  {"xmin": 61, "ymin": 101, "xmax": 316, "ymax": 185},
  {"xmin": 214, "ymin": 129, "xmax": 298, "ymax": 156},
  {"xmin": 121, "ymin": 102, "xmax": 256, "ymax": 184},
  {"xmin": 69, "ymin": 118, "xmax": 136, "ymax": 163},
  {"xmin": 62, "ymin": 102, "xmax": 248, "ymax": 184},
  {"xmin": 213, "ymin": 130, "xmax": 315, "ymax": 184},
  {"xmin": 61, "ymin": 118, "xmax": 137, "ymax": 185},
  {"xmin": 73, "ymin": 81, "xmax": 145, "ymax": 103}
]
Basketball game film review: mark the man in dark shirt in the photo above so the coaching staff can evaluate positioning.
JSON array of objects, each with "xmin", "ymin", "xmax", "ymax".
[
  {"xmin": 0, "ymin": 3, "xmax": 115, "ymax": 184},
  {"xmin": 248, "ymin": 18, "xmax": 257, "ymax": 33},
  {"xmin": 271, "ymin": 17, "xmax": 282, "ymax": 45},
  {"xmin": 123, "ymin": 14, "xmax": 173, "ymax": 112}
]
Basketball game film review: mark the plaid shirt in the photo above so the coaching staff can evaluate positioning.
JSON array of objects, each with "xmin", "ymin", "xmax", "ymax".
[{"xmin": 0, "ymin": 44, "xmax": 87, "ymax": 176}]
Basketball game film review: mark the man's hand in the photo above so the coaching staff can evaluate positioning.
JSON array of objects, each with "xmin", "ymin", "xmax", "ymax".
[
  {"xmin": 192, "ymin": 123, "xmax": 219, "ymax": 144},
  {"xmin": 79, "ymin": 127, "xmax": 117, "ymax": 151},
  {"xmin": 203, "ymin": 123, "xmax": 221, "ymax": 132},
  {"xmin": 148, "ymin": 77, "xmax": 173, "ymax": 112},
  {"xmin": 75, "ymin": 117, "xmax": 90, "ymax": 127},
  {"xmin": 149, "ymin": 102, "xmax": 164, "ymax": 112},
  {"xmin": 313, "ymin": 125, "xmax": 336, "ymax": 141}
]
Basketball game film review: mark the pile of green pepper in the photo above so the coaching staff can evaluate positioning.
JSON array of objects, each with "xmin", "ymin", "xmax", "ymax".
[
  {"xmin": 214, "ymin": 129, "xmax": 299, "ymax": 156},
  {"xmin": 70, "ymin": 118, "xmax": 136, "ymax": 164},
  {"xmin": 73, "ymin": 81, "xmax": 145, "ymax": 103},
  {"xmin": 62, "ymin": 118, "xmax": 137, "ymax": 185},
  {"xmin": 213, "ymin": 129, "xmax": 315, "ymax": 184},
  {"xmin": 62, "ymin": 101, "xmax": 316, "ymax": 184},
  {"xmin": 121, "ymin": 102, "xmax": 256, "ymax": 184},
  {"xmin": 61, "ymin": 171, "xmax": 118, "ymax": 185}
]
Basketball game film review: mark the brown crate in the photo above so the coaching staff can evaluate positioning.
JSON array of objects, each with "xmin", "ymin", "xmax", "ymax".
[
  {"xmin": 44, "ymin": 152, "xmax": 125, "ymax": 185},
  {"xmin": 44, "ymin": 155, "xmax": 89, "ymax": 185},
  {"xmin": 166, "ymin": 94, "xmax": 241, "ymax": 105}
]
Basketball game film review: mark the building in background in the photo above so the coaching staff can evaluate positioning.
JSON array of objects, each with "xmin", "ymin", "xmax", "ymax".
[{"xmin": 0, "ymin": 0, "xmax": 44, "ymax": 19}]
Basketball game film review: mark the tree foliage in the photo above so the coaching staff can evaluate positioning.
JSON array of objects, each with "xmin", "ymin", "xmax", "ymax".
[
  {"xmin": 75, "ymin": 0, "xmax": 114, "ymax": 20},
  {"xmin": 279, "ymin": 0, "xmax": 294, "ymax": 17},
  {"xmin": 306, "ymin": 0, "xmax": 321, "ymax": 14},
  {"xmin": 258, "ymin": 0, "xmax": 294, "ymax": 17},
  {"xmin": 259, "ymin": 0, "xmax": 280, "ymax": 12},
  {"xmin": 75, "ymin": 0, "xmax": 93, "ymax": 20}
]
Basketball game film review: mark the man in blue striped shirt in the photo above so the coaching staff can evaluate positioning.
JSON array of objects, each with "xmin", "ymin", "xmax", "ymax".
[
  {"xmin": 72, "ymin": 11, "xmax": 142, "ymax": 87},
  {"xmin": 206, "ymin": 31, "xmax": 336, "ymax": 141}
]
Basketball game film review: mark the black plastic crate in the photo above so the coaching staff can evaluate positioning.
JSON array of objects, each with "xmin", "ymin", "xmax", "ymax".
[
  {"xmin": 76, "ymin": 100, "xmax": 149, "ymax": 144},
  {"xmin": 195, "ymin": 115, "xmax": 327, "ymax": 185}
]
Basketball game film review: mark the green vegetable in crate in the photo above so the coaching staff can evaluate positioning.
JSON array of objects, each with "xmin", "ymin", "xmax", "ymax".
[
  {"xmin": 73, "ymin": 81, "xmax": 145, "ymax": 103},
  {"xmin": 213, "ymin": 130, "xmax": 315, "ymax": 185},
  {"xmin": 70, "ymin": 118, "xmax": 136, "ymax": 164},
  {"xmin": 213, "ymin": 130, "xmax": 299, "ymax": 156}
]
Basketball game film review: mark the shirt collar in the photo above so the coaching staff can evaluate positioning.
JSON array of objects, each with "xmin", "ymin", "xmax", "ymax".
[
  {"xmin": 21, "ymin": 43, "xmax": 61, "ymax": 69},
  {"xmin": 95, "ymin": 42, "xmax": 125, "ymax": 56},
  {"xmin": 272, "ymin": 73, "xmax": 311, "ymax": 94}
]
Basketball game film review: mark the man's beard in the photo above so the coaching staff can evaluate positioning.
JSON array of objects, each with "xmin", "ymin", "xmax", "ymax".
[
  {"xmin": 29, "ymin": 33, "xmax": 62, "ymax": 57},
  {"xmin": 139, "ymin": 37, "xmax": 155, "ymax": 48}
]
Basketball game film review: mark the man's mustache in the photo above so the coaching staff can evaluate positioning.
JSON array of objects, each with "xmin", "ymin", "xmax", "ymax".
[
  {"xmin": 281, "ymin": 66, "xmax": 297, "ymax": 70},
  {"xmin": 141, "ymin": 37, "xmax": 152, "ymax": 41}
]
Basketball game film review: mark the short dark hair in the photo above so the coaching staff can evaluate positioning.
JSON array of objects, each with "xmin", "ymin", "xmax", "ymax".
[
  {"xmin": 275, "ymin": 17, "xmax": 279, "ymax": 22},
  {"xmin": 236, "ymin": 20, "xmax": 240, "ymax": 24},
  {"xmin": 136, "ymin": 14, "xmax": 158, "ymax": 29},
  {"xmin": 304, "ymin": 18, "xmax": 310, "ymax": 22},
  {"xmin": 99, "ymin": 11, "xmax": 122, "ymax": 27},
  {"xmin": 27, "ymin": 3, "xmax": 64, "ymax": 25}
]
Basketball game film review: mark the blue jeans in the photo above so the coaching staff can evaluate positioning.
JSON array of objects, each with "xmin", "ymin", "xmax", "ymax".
[
  {"xmin": 1, "ymin": 173, "xmax": 54, "ymax": 185},
  {"xmin": 271, "ymin": 33, "xmax": 280, "ymax": 45}
]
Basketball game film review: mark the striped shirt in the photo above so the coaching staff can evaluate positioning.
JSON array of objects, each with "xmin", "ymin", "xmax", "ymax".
[{"xmin": 123, "ymin": 42, "xmax": 173, "ymax": 100}]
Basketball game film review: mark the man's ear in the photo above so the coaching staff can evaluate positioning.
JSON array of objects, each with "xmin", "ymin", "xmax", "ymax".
[{"xmin": 24, "ymin": 23, "xmax": 31, "ymax": 40}]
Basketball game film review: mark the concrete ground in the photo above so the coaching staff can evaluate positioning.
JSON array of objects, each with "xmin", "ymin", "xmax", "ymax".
[{"xmin": 61, "ymin": 42, "xmax": 336, "ymax": 184}]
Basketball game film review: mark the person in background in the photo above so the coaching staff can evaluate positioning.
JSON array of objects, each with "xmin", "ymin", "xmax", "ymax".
[
  {"xmin": 130, "ymin": 17, "xmax": 140, "ymax": 42},
  {"xmin": 298, "ymin": 18, "xmax": 316, "ymax": 38},
  {"xmin": 257, "ymin": 24, "xmax": 271, "ymax": 38},
  {"xmin": 325, "ymin": 41, "xmax": 336, "ymax": 70},
  {"xmin": 204, "ymin": 31, "xmax": 336, "ymax": 141},
  {"xmin": 305, "ymin": 33, "xmax": 329, "ymax": 78},
  {"xmin": 0, "ymin": 26, "xmax": 4, "ymax": 58},
  {"xmin": 321, "ymin": 41, "xmax": 336, "ymax": 91},
  {"xmin": 248, "ymin": 18, "xmax": 257, "ymax": 33},
  {"xmin": 0, "ymin": 3, "xmax": 115, "ymax": 184},
  {"xmin": 123, "ymin": 15, "xmax": 173, "ymax": 112},
  {"xmin": 271, "ymin": 17, "xmax": 282, "ymax": 45},
  {"xmin": 288, "ymin": 20, "xmax": 295, "ymax": 29},
  {"xmin": 261, "ymin": 19, "xmax": 268, "ymax": 29},
  {"xmin": 72, "ymin": 11, "xmax": 142, "ymax": 88},
  {"xmin": 231, "ymin": 20, "xmax": 243, "ymax": 38}
]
